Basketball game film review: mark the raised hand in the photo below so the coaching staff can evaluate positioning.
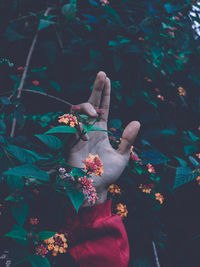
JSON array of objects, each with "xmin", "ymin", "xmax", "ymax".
[{"xmin": 67, "ymin": 71, "xmax": 140, "ymax": 207}]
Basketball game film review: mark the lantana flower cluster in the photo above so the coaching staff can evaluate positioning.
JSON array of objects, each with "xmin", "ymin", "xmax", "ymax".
[
  {"xmin": 108, "ymin": 184, "xmax": 121, "ymax": 195},
  {"xmin": 116, "ymin": 203, "xmax": 128, "ymax": 218},
  {"xmin": 58, "ymin": 113, "xmax": 78, "ymax": 127},
  {"xmin": 78, "ymin": 176, "xmax": 97, "ymax": 205},
  {"xmin": 44, "ymin": 233, "xmax": 68, "ymax": 257},
  {"xmin": 83, "ymin": 153, "xmax": 104, "ymax": 176}
]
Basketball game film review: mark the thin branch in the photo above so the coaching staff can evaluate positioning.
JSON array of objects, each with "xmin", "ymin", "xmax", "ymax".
[
  {"xmin": 152, "ymin": 241, "xmax": 161, "ymax": 267},
  {"xmin": 22, "ymin": 89, "xmax": 73, "ymax": 107},
  {"xmin": 10, "ymin": 8, "xmax": 52, "ymax": 138}
]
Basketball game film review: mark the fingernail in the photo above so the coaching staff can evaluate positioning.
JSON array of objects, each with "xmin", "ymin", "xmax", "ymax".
[{"xmin": 90, "ymin": 107, "xmax": 97, "ymax": 115}]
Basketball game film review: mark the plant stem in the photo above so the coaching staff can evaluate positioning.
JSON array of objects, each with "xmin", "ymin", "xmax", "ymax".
[{"xmin": 152, "ymin": 241, "xmax": 161, "ymax": 267}]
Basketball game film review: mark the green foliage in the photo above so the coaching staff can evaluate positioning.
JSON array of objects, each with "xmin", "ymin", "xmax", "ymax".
[
  {"xmin": 28, "ymin": 254, "xmax": 50, "ymax": 267},
  {"xmin": 38, "ymin": 231, "xmax": 56, "ymax": 241},
  {"xmin": 11, "ymin": 202, "xmax": 28, "ymax": 226},
  {"xmin": 35, "ymin": 134, "xmax": 63, "ymax": 150}
]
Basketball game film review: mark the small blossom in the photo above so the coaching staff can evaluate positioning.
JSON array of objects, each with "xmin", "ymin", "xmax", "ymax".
[
  {"xmin": 108, "ymin": 184, "xmax": 121, "ymax": 195},
  {"xmin": 155, "ymin": 193, "xmax": 164, "ymax": 204},
  {"xmin": 71, "ymin": 105, "xmax": 81, "ymax": 112},
  {"xmin": 99, "ymin": 0, "xmax": 109, "ymax": 6},
  {"xmin": 196, "ymin": 176, "xmax": 200, "ymax": 185},
  {"xmin": 109, "ymin": 136, "xmax": 116, "ymax": 141},
  {"xmin": 116, "ymin": 203, "xmax": 128, "ymax": 218},
  {"xmin": 155, "ymin": 88, "xmax": 160, "ymax": 93},
  {"xmin": 147, "ymin": 163, "xmax": 155, "ymax": 174},
  {"xmin": 58, "ymin": 114, "xmax": 78, "ymax": 127},
  {"xmin": 83, "ymin": 153, "xmax": 104, "ymax": 176},
  {"xmin": 78, "ymin": 176, "xmax": 97, "ymax": 205},
  {"xmin": 95, "ymin": 108, "xmax": 105, "ymax": 115},
  {"xmin": 157, "ymin": 94, "xmax": 164, "ymax": 101},
  {"xmin": 35, "ymin": 244, "xmax": 48, "ymax": 257},
  {"xmin": 139, "ymin": 184, "xmax": 152, "ymax": 194},
  {"xmin": 30, "ymin": 217, "xmax": 39, "ymax": 225},
  {"xmin": 109, "ymin": 128, "xmax": 117, "ymax": 132},
  {"xmin": 32, "ymin": 80, "xmax": 39, "ymax": 86},
  {"xmin": 17, "ymin": 66, "xmax": 24, "ymax": 71},
  {"xmin": 59, "ymin": 167, "xmax": 66, "ymax": 174},
  {"xmin": 138, "ymin": 37, "xmax": 145, "ymax": 41},
  {"xmin": 178, "ymin": 86, "xmax": 186, "ymax": 96},
  {"xmin": 196, "ymin": 153, "xmax": 200, "ymax": 159},
  {"xmin": 130, "ymin": 152, "xmax": 142, "ymax": 165}
]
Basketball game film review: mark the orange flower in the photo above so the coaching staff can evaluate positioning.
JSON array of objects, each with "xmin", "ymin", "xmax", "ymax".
[
  {"xmin": 196, "ymin": 153, "xmax": 200, "ymax": 159},
  {"xmin": 44, "ymin": 233, "xmax": 68, "ymax": 256},
  {"xmin": 83, "ymin": 153, "xmax": 104, "ymax": 176},
  {"xmin": 155, "ymin": 193, "xmax": 164, "ymax": 204},
  {"xmin": 157, "ymin": 94, "xmax": 165, "ymax": 101},
  {"xmin": 147, "ymin": 163, "xmax": 155, "ymax": 174},
  {"xmin": 58, "ymin": 113, "xmax": 78, "ymax": 127},
  {"xmin": 139, "ymin": 184, "xmax": 152, "ymax": 194},
  {"xmin": 116, "ymin": 203, "xmax": 128, "ymax": 218},
  {"xmin": 108, "ymin": 184, "xmax": 121, "ymax": 195},
  {"xmin": 196, "ymin": 176, "xmax": 200, "ymax": 185},
  {"xmin": 178, "ymin": 86, "xmax": 186, "ymax": 96}
]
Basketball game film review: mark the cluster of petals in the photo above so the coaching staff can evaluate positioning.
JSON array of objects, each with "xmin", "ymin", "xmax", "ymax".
[
  {"xmin": 29, "ymin": 217, "xmax": 39, "ymax": 225},
  {"xmin": 78, "ymin": 176, "xmax": 97, "ymax": 205},
  {"xmin": 44, "ymin": 233, "xmax": 68, "ymax": 256},
  {"xmin": 116, "ymin": 203, "xmax": 128, "ymax": 218},
  {"xmin": 147, "ymin": 163, "xmax": 155, "ymax": 174},
  {"xmin": 155, "ymin": 193, "xmax": 164, "ymax": 204},
  {"xmin": 196, "ymin": 153, "xmax": 200, "ymax": 159},
  {"xmin": 32, "ymin": 80, "xmax": 39, "ymax": 86},
  {"xmin": 178, "ymin": 86, "xmax": 186, "ymax": 96},
  {"xmin": 139, "ymin": 184, "xmax": 153, "ymax": 194},
  {"xmin": 35, "ymin": 244, "xmax": 48, "ymax": 257},
  {"xmin": 108, "ymin": 184, "xmax": 121, "ymax": 195},
  {"xmin": 83, "ymin": 153, "xmax": 104, "ymax": 176},
  {"xmin": 58, "ymin": 113, "xmax": 78, "ymax": 127},
  {"xmin": 196, "ymin": 176, "xmax": 200, "ymax": 185},
  {"xmin": 130, "ymin": 151, "xmax": 142, "ymax": 165}
]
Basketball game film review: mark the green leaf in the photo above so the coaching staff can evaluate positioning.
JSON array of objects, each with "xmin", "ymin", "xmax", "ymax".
[
  {"xmin": 6, "ymin": 145, "xmax": 39, "ymax": 163},
  {"xmin": 38, "ymin": 19, "xmax": 55, "ymax": 31},
  {"xmin": 45, "ymin": 125, "xmax": 77, "ymax": 134},
  {"xmin": 62, "ymin": 0, "xmax": 77, "ymax": 19},
  {"xmin": 38, "ymin": 231, "xmax": 56, "ymax": 241},
  {"xmin": 103, "ymin": 5, "xmax": 122, "ymax": 25},
  {"xmin": 188, "ymin": 131, "xmax": 199, "ymax": 142},
  {"xmin": 49, "ymin": 81, "xmax": 61, "ymax": 92},
  {"xmin": 160, "ymin": 129, "xmax": 176, "ymax": 136},
  {"xmin": 28, "ymin": 254, "xmax": 50, "ymax": 267},
  {"xmin": 184, "ymin": 145, "xmax": 198, "ymax": 156},
  {"xmin": 71, "ymin": 168, "xmax": 86, "ymax": 177},
  {"xmin": 7, "ymin": 175, "xmax": 24, "ymax": 191},
  {"xmin": 174, "ymin": 156, "xmax": 187, "ymax": 167},
  {"xmin": 90, "ymin": 125, "xmax": 108, "ymax": 132},
  {"xmin": 0, "ymin": 119, "xmax": 6, "ymax": 132},
  {"xmin": 174, "ymin": 167, "xmax": 198, "ymax": 189},
  {"xmin": 65, "ymin": 183, "xmax": 85, "ymax": 212},
  {"xmin": 3, "ymin": 164, "xmax": 49, "ymax": 181},
  {"xmin": 12, "ymin": 202, "xmax": 28, "ymax": 226},
  {"xmin": 5, "ymin": 224, "xmax": 28, "ymax": 241},
  {"xmin": 35, "ymin": 134, "xmax": 63, "ymax": 150}
]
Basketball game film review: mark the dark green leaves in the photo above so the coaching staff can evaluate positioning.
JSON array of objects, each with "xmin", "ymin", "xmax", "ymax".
[
  {"xmin": 5, "ymin": 224, "xmax": 28, "ymax": 241},
  {"xmin": 3, "ymin": 164, "xmax": 49, "ymax": 181},
  {"xmin": 174, "ymin": 167, "xmax": 198, "ymax": 189},
  {"xmin": 35, "ymin": 134, "xmax": 63, "ymax": 150},
  {"xmin": 7, "ymin": 175, "xmax": 24, "ymax": 191},
  {"xmin": 45, "ymin": 126, "xmax": 77, "ymax": 134},
  {"xmin": 6, "ymin": 145, "xmax": 39, "ymax": 163},
  {"xmin": 38, "ymin": 231, "xmax": 56, "ymax": 241},
  {"xmin": 38, "ymin": 19, "xmax": 55, "ymax": 31},
  {"xmin": 12, "ymin": 202, "xmax": 28, "ymax": 226},
  {"xmin": 28, "ymin": 255, "xmax": 50, "ymax": 267},
  {"xmin": 65, "ymin": 183, "xmax": 85, "ymax": 212}
]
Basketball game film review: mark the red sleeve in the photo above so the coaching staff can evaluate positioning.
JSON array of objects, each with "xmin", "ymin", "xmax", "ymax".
[{"xmin": 61, "ymin": 200, "xmax": 129, "ymax": 267}]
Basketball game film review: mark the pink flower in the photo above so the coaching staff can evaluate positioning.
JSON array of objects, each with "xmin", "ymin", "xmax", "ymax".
[
  {"xmin": 32, "ymin": 80, "xmax": 39, "ymax": 86},
  {"xmin": 130, "ymin": 152, "xmax": 142, "ymax": 165},
  {"xmin": 109, "ymin": 128, "xmax": 117, "ymax": 132},
  {"xmin": 147, "ymin": 163, "xmax": 155, "ymax": 174},
  {"xmin": 30, "ymin": 217, "xmax": 39, "ymax": 225},
  {"xmin": 71, "ymin": 105, "xmax": 81, "ymax": 112},
  {"xmin": 35, "ymin": 244, "xmax": 48, "ymax": 257},
  {"xmin": 17, "ymin": 66, "xmax": 24, "ymax": 71},
  {"xmin": 78, "ymin": 176, "xmax": 97, "ymax": 205},
  {"xmin": 83, "ymin": 154, "xmax": 104, "ymax": 176}
]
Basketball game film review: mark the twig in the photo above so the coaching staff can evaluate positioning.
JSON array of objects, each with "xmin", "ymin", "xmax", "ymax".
[
  {"xmin": 22, "ymin": 89, "xmax": 73, "ymax": 107},
  {"xmin": 10, "ymin": 8, "xmax": 52, "ymax": 138},
  {"xmin": 152, "ymin": 241, "xmax": 161, "ymax": 267}
]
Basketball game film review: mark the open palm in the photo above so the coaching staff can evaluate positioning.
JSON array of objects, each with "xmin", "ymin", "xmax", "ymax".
[{"xmin": 67, "ymin": 72, "xmax": 140, "ymax": 206}]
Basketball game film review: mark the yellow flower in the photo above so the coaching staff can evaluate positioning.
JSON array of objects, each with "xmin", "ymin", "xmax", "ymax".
[
  {"xmin": 139, "ymin": 184, "xmax": 152, "ymax": 194},
  {"xmin": 44, "ymin": 237, "xmax": 54, "ymax": 244},
  {"xmin": 155, "ymin": 193, "xmax": 164, "ymax": 204},
  {"xmin": 116, "ymin": 203, "xmax": 128, "ymax": 218},
  {"xmin": 108, "ymin": 184, "xmax": 121, "ymax": 195},
  {"xmin": 48, "ymin": 244, "xmax": 54, "ymax": 251},
  {"xmin": 58, "ymin": 114, "xmax": 78, "ymax": 127},
  {"xmin": 178, "ymin": 86, "xmax": 186, "ymax": 96},
  {"xmin": 83, "ymin": 153, "xmax": 104, "ymax": 176}
]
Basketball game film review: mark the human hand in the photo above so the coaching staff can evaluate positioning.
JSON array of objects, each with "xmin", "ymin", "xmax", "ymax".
[{"xmin": 67, "ymin": 71, "xmax": 140, "ymax": 206}]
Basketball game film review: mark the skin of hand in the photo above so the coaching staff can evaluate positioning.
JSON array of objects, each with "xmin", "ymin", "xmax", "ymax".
[{"xmin": 67, "ymin": 71, "xmax": 140, "ymax": 207}]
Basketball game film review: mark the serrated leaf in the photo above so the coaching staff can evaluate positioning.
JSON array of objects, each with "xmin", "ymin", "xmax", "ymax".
[
  {"xmin": 45, "ymin": 126, "xmax": 77, "ymax": 134},
  {"xmin": 174, "ymin": 167, "xmax": 197, "ymax": 189},
  {"xmin": 28, "ymin": 254, "xmax": 50, "ymax": 267},
  {"xmin": 35, "ymin": 134, "xmax": 62, "ymax": 150},
  {"xmin": 38, "ymin": 231, "xmax": 56, "ymax": 241},
  {"xmin": 12, "ymin": 202, "xmax": 28, "ymax": 226},
  {"xmin": 3, "ymin": 164, "xmax": 49, "ymax": 181}
]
